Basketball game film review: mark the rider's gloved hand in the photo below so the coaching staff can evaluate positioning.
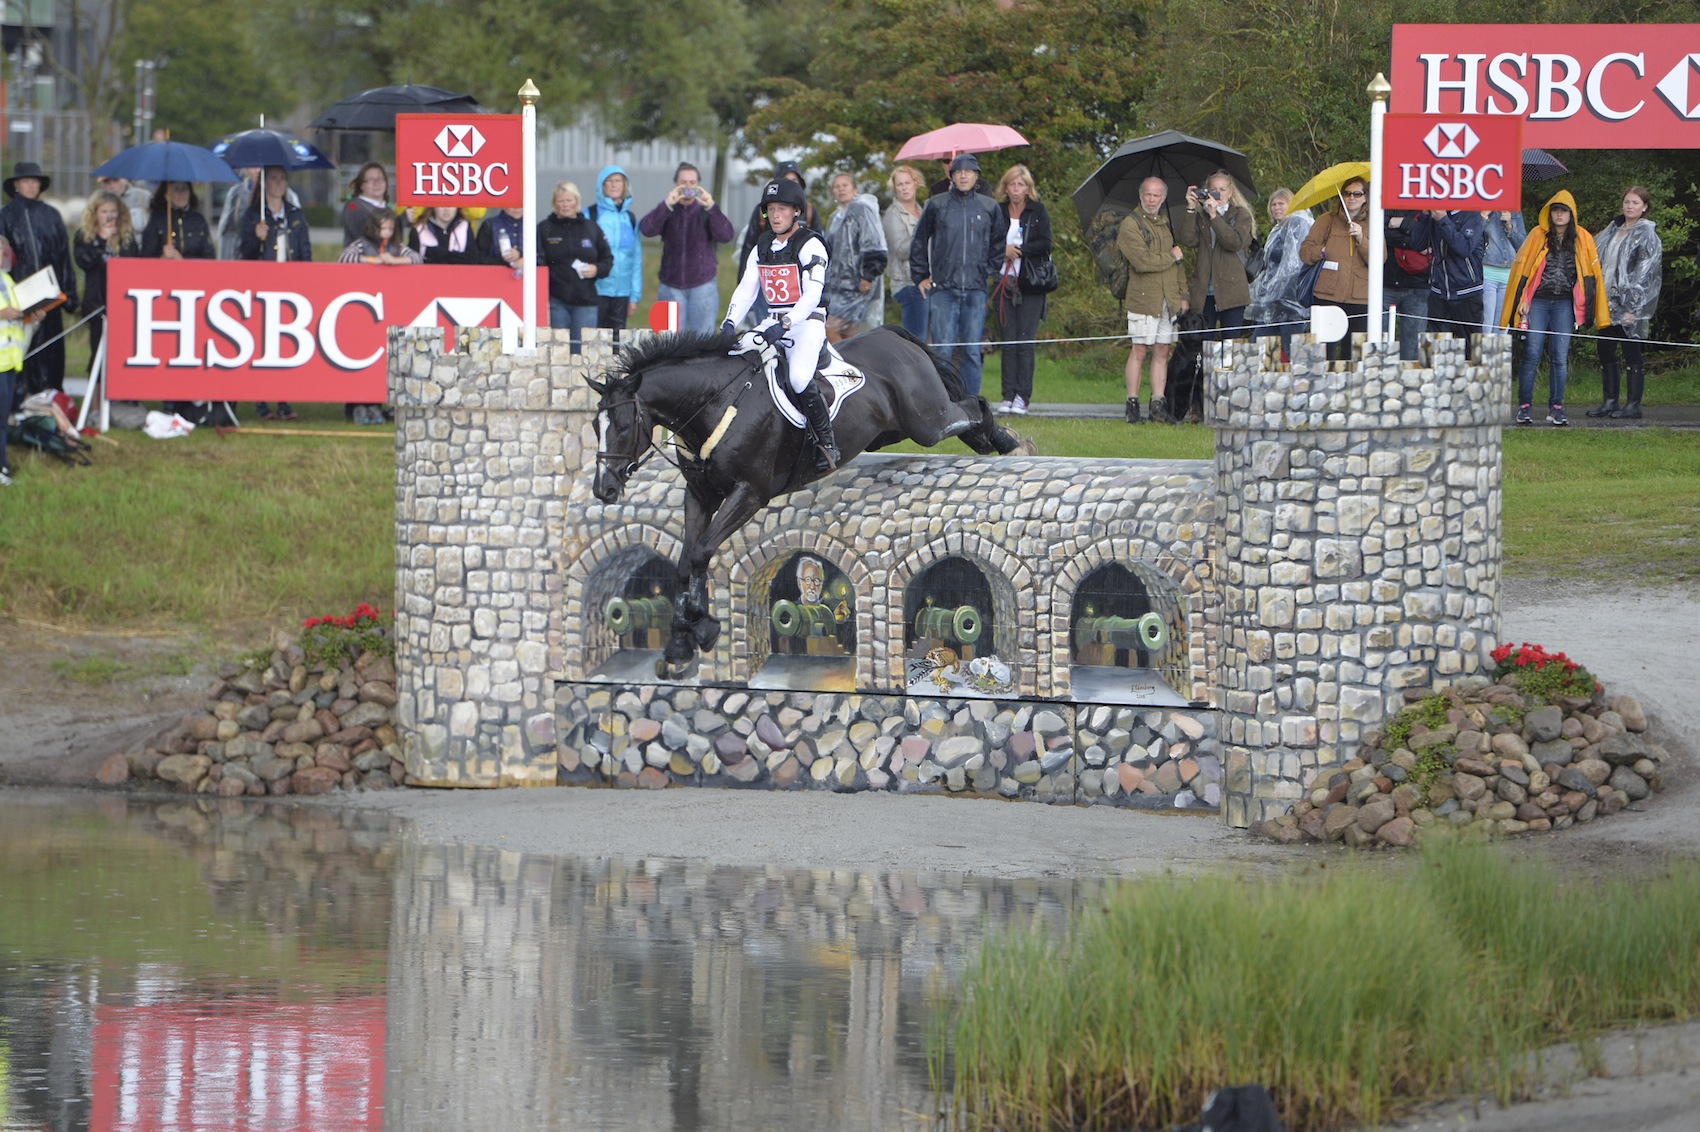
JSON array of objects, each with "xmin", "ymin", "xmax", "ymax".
[
  {"xmin": 759, "ymin": 321, "xmax": 787, "ymax": 346},
  {"xmin": 719, "ymin": 319, "xmax": 735, "ymax": 337}
]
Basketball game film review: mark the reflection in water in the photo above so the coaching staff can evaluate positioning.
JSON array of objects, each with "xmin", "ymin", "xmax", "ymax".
[
  {"xmin": 386, "ymin": 844, "xmax": 1096, "ymax": 1131},
  {"xmin": 0, "ymin": 793, "xmax": 1101, "ymax": 1131}
]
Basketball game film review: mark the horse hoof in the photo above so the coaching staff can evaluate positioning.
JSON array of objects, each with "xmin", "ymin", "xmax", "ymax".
[
  {"xmin": 691, "ymin": 616, "xmax": 721, "ymax": 650},
  {"xmin": 655, "ymin": 655, "xmax": 698, "ymax": 680}
]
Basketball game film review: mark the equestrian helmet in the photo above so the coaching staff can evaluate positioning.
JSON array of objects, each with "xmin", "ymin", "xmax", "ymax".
[{"xmin": 761, "ymin": 178, "xmax": 807, "ymax": 213}]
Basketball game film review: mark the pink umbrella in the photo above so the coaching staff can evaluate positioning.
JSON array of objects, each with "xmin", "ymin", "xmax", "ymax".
[{"xmin": 894, "ymin": 123, "xmax": 1029, "ymax": 162}]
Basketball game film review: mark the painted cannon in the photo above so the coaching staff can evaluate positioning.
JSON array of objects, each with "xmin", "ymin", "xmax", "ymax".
[
  {"xmin": 1072, "ymin": 612, "xmax": 1169, "ymax": 666},
  {"xmin": 913, "ymin": 603, "xmax": 983, "ymax": 649},
  {"xmin": 606, "ymin": 595, "xmax": 672, "ymax": 639}
]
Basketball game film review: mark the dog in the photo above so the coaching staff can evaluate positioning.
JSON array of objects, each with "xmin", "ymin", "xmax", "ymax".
[{"xmin": 1165, "ymin": 310, "xmax": 1207, "ymax": 423}]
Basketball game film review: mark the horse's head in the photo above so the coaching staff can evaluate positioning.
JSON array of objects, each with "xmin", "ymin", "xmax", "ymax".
[{"xmin": 587, "ymin": 371, "xmax": 652, "ymax": 504}]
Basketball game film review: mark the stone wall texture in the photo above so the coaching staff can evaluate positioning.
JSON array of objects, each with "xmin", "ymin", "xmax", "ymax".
[
  {"xmin": 390, "ymin": 326, "xmax": 1508, "ymax": 825},
  {"xmin": 1211, "ymin": 334, "xmax": 1509, "ymax": 827}
]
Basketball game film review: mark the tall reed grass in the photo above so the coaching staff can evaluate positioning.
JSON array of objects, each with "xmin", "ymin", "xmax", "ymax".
[{"xmin": 944, "ymin": 837, "xmax": 1700, "ymax": 1130}]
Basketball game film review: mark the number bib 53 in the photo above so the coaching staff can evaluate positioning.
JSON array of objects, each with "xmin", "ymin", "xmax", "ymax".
[{"xmin": 759, "ymin": 263, "xmax": 802, "ymax": 307}]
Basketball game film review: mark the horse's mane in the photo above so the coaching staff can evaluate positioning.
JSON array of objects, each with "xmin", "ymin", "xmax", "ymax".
[{"xmin": 611, "ymin": 330, "xmax": 738, "ymax": 383}]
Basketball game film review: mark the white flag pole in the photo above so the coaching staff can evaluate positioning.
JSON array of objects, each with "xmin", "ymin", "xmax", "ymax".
[
  {"xmin": 1366, "ymin": 72, "xmax": 1391, "ymax": 346},
  {"xmin": 519, "ymin": 78, "xmax": 540, "ymax": 353}
]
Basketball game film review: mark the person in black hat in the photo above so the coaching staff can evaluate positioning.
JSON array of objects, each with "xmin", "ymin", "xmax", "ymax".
[
  {"xmin": 0, "ymin": 162, "xmax": 79, "ymax": 396},
  {"xmin": 910, "ymin": 153, "xmax": 1007, "ymax": 397}
]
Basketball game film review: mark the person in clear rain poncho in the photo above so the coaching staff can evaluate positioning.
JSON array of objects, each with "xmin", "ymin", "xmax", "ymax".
[
  {"xmin": 822, "ymin": 172, "xmax": 887, "ymax": 341},
  {"xmin": 1246, "ymin": 188, "xmax": 1313, "ymax": 358},
  {"xmin": 1590, "ymin": 186, "xmax": 1661, "ymax": 420}
]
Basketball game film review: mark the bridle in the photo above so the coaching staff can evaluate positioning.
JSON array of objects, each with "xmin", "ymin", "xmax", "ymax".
[{"xmin": 591, "ymin": 357, "xmax": 760, "ymax": 486}]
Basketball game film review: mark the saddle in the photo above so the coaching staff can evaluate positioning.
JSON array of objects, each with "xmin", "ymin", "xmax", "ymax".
[{"xmin": 731, "ymin": 332, "xmax": 865, "ymax": 427}]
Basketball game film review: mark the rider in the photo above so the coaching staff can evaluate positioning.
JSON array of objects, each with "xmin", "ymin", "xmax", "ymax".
[{"xmin": 721, "ymin": 178, "xmax": 838, "ymax": 472}]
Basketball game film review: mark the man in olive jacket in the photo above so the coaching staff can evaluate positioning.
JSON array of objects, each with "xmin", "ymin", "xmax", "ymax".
[{"xmin": 1116, "ymin": 177, "xmax": 1188, "ymax": 424}]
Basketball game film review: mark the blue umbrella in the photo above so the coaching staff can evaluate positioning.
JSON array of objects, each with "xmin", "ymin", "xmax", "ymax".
[
  {"xmin": 93, "ymin": 141, "xmax": 239, "ymax": 183},
  {"xmin": 209, "ymin": 128, "xmax": 335, "ymax": 171}
]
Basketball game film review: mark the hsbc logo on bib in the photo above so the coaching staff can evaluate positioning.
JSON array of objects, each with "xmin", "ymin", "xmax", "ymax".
[
  {"xmin": 434, "ymin": 123, "xmax": 486, "ymax": 158},
  {"xmin": 397, "ymin": 113, "xmax": 523, "ymax": 207},
  {"xmin": 1423, "ymin": 122, "xmax": 1479, "ymax": 159}
]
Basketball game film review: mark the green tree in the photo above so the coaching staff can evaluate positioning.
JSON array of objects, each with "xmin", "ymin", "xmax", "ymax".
[
  {"xmin": 747, "ymin": 0, "xmax": 1156, "ymax": 336},
  {"xmin": 116, "ymin": 0, "xmax": 291, "ymax": 146}
]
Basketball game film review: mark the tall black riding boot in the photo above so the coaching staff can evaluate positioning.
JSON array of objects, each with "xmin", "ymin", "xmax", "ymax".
[
  {"xmin": 793, "ymin": 381, "xmax": 841, "ymax": 472},
  {"xmin": 1586, "ymin": 355, "xmax": 1620, "ymax": 417},
  {"xmin": 1610, "ymin": 363, "xmax": 1644, "ymax": 419}
]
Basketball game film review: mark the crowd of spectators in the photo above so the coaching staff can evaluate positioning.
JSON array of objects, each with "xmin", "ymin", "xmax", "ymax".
[{"xmin": 0, "ymin": 144, "xmax": 1677, "ymax": 488}]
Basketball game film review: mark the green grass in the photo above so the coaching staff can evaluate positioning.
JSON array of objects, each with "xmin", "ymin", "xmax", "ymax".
[
  {"xmin": 0, "ymin": 409, "xmax": 393, "ymax": 628},
  {"xmin": 944, "ymin": 837, "xmax": 1700, "ymax": 1131}
]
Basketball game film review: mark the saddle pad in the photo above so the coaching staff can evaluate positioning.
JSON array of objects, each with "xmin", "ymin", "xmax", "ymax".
[{"xmin": 732, "ymin": 332, "xmax": 866, "ymax": 428}]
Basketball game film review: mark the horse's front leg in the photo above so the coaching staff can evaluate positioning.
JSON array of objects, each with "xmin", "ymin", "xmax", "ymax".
[
  {"xmin": 675, "ymin": 481, "xmax": 771, "ymax": 654},
  {"xmin": 663, "ymin": 488, "xmax": 718, "ymax": 667}
]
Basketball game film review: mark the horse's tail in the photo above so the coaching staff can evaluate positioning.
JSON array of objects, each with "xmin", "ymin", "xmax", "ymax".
[{"xmin": 883, "ymin": 325, "xmax": 966, "ymax": 401}]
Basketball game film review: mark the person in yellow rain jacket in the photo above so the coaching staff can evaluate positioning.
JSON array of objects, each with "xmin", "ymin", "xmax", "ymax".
[
  {"xmin": 0, "ymin": 236, "xmax": 27, "ymax": 485},
  {"xmin": 1498, "ymin": 190, "xmax": 1610, "ymax": 428}
]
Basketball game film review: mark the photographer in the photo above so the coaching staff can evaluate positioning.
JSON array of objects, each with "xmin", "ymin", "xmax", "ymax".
[
  {"xmin": 640, "ymin": 162, "xmax": 735, "ymax": 334},
  {"xmin": 1179, "ymin": 170, "xmax": 1255, "ymax": 341}
]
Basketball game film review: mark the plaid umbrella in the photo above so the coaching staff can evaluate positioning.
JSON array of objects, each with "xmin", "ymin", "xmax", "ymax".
[{"xmin": 1522, "ymin": 148, "xmax": 1568, "ymax": 183}]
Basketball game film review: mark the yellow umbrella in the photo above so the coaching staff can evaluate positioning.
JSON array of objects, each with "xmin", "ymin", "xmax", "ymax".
[{"xmin": 1287, "ymin": 161, "xmax": 1371, "ymax": 213}]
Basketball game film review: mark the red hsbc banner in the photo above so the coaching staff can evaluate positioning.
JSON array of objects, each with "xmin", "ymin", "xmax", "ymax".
[
  {"xmin": 396, "ymin": 113, "xmax": 524, "ymax": 207},
  {"xmin": 105, "ymin": 259, "xmax": 545, "ymax": 402},
  {"xmin": 1383, "ymin": 114, "xmax": 1522, "ymax": 210},
  {"xmin": 1391, "ymin": 24, "xmax": 1700, "ymax": 148}
]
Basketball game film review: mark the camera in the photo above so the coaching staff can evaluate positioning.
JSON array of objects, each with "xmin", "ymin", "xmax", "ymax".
[
  {"xmin": 1192, "ymin": 186, "xmax": 1210, "ymax": 202},
  {"xmin": 681, "ymin": 186, "xmax": 700, "ymax": 198}
]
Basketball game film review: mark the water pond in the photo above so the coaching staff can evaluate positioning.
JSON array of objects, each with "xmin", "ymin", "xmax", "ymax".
[{"xmin": 0, "ymin": 790, "xmax": 1103, "ymax": 1131}]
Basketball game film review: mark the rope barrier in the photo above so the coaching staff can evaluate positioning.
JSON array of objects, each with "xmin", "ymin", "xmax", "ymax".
[{"xmin": 932, "ymin": 310, "xmax": 1700, "ymax": 351}]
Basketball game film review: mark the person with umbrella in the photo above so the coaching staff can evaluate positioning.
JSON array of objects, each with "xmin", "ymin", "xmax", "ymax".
[
  {"xmin": 142, "ymin": 182, "xmax": 215, "ymax": 260},
  {"xmin": 1298, "ymin": 175, "xmax": 1373, "ymax": 361},
  {"xmin": 0, "ymin": 162, "xmax": 79, "ymax": 396},
  {"xmin": 1116, "ymin": 176, "xmax": 1188, "ymax": 425},
  {"xmin": 910, "ymin": 154, "xmax": 1007, "ymax": 397},
  {"xmin": 239, "ymin": 167, "xmax": 310, "ymax": 422},
  {"xmin": 238, "ymin": 167, "xmax": 311, "ymax": 263}
]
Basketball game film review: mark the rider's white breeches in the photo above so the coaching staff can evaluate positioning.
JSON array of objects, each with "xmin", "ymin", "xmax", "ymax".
[{"xmin": 762, "ymin": 316, "xmax": 825, "ymax": 393}]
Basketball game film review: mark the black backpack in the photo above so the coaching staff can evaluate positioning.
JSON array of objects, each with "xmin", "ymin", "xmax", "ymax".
[{"xmin": 1086, "ymin": 204, "xmax": 1134, "ymax": 301}]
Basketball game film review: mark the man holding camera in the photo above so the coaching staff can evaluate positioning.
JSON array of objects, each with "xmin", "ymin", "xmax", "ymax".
[{"xmin": 640, "ymin": 162, "xmax": 736, "ymax": 334}]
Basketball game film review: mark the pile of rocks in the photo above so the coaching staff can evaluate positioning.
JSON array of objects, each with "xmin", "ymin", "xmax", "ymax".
[
  {"xmin": 98, "ymin": 638, "xmax": 404, "ymax": 796},
  {"xmin": 1261, "ymin": 676, "xmax": 1664, "ymax": 847}
]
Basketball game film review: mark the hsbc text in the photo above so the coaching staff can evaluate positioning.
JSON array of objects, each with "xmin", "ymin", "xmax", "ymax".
[
  {"xmin": 1396, "ymin": 163, "xmax": 1507, "ymax": 201},
  {"xmin": 125, "ymin": 288, "xmax": 385, "ymax": 371},
  {"xmin": 410, "ymin": 161, "xmax": 511, "ymax": 197}
]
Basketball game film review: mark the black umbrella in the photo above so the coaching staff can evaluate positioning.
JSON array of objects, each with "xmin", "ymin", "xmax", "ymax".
[
  {"xmin": 309, "ymin": 84, "xmax": 486, "ymax": 132},
  {"xmin": 1071, "ymin": 130, "xmax": 1257, "ymax": 230},
  {"xmin": 210, "ymin": 128, "xmax": 336, "ymax": 171},
  {"xmin": 1522, "ymin": 148, "xmax": 1568, "ymax": 183}
]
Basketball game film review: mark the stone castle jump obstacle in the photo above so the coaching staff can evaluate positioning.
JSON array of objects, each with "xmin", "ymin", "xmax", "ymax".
[{"xmin": 390, "ymin": 327, "xmax": 1510, "ymax": 827}]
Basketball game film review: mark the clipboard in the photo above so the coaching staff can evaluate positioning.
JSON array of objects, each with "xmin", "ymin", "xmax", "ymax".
[{"xmin": 14, "ymin": 265, "xmax": 67, "ymax": 318}]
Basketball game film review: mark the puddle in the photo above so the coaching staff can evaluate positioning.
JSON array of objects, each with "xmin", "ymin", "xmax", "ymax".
[{"xmin": 0, "ymin": 791, "xmax": 1101, "ymax": 1130}]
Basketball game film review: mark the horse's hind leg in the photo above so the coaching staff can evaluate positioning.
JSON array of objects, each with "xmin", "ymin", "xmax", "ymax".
[{"xmin": 952, "ymin": 396, "xmax": 1023, "ymax": 455}]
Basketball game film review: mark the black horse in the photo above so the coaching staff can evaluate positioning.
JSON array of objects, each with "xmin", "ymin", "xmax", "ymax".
[{"xmin": 589, "ymin": 326, "xmax": 1022, "ymax": 675}]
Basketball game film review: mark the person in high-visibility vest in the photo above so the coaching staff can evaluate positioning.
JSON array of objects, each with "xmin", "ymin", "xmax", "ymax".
[{"xmin": 0, "ymin": 236, "xmax": 27, "ymax": 486}]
